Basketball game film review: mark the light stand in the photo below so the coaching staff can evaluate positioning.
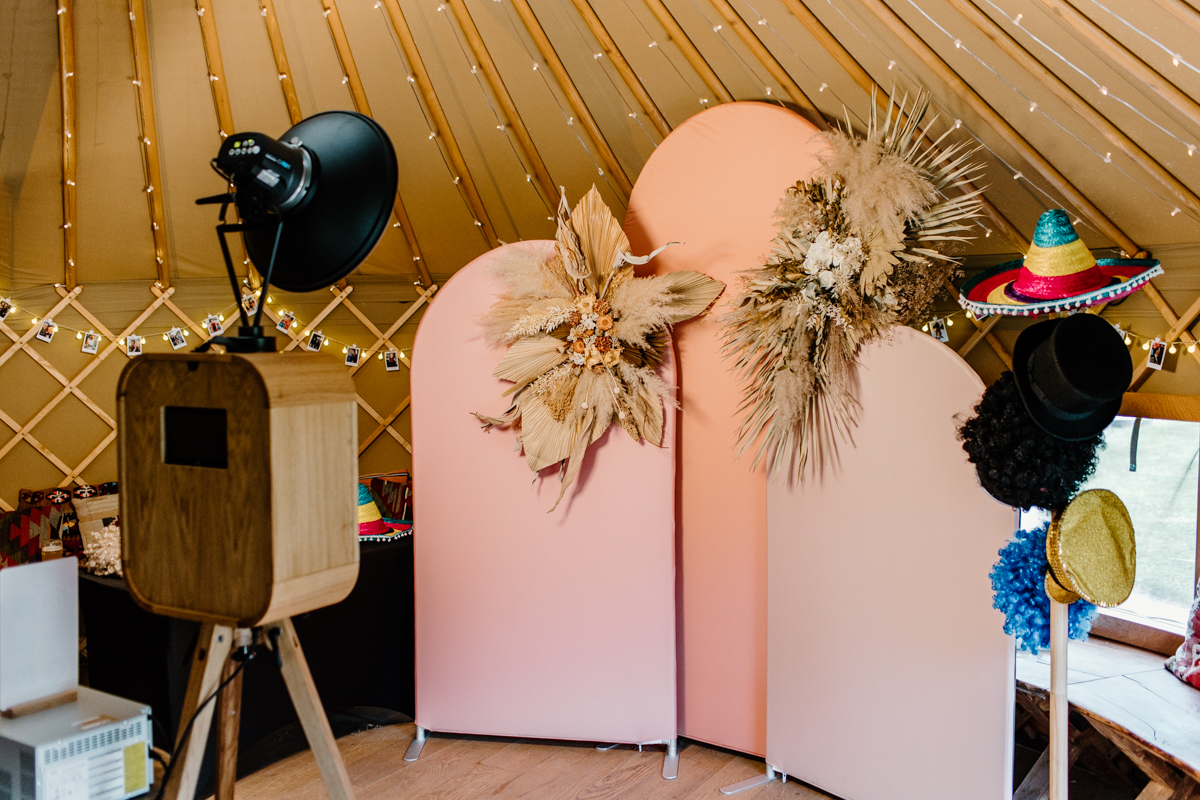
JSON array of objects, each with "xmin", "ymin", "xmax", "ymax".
[{"xmin": 194, "ymin": 192, "xmax": 283, "ymax": 353}]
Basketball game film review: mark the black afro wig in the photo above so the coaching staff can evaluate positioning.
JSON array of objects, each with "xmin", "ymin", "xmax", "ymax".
[{"xmin": 958, "ymin": 371, "xmax": 1102, "ymax": 512}]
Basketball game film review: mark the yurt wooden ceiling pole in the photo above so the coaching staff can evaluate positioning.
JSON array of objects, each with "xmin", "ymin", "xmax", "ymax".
[
  {"xmin": 446, "ymin": 0, "xmax": 558, "ymax": 208},
  {"xmin": 194, "ymin": 1, "xmax": 234, "ymax": 139},
  {"xmin": 508, "ymin": 0, "xmax": 633, "ymax": 199},
  {"xmin": 857, "ymin": 0, "xmax": 1143, "ymax": 258},
  {"xmin": 642, "ymin": 0, "xmax": 733, "ymax": 104},
  {"xmin": 948, "ymin": 0, "xmax": 1200, "ymax": 221},
  {"xmin": 777, "ymin": 0, "xmax": 1029, "ymax": 251},
  {"xmin": 260, "ymin": 0, "xmax": 303, "ymax": 125},
  {"xmin": 569, "ymin": 0, "xmax": 672, "ymax": 138},
  {"xmin": 1149, "ymin": 0, "xmax": 1200, "ymax": 39},
  {"xmin": 707, "ymin": 0, "xmax": 829, "ymax": 130},
  {"xmin": 56, "ymin": 0, "xmax": 78, "ymax": 288},
  {"xmin": 378, "ymin": 0, "xmax": 499, "ymax": 248},
  {"xmin": 127, "ymin": 0, "xmax": 171, "ymax": 287},
  {"xmin": 1033, "ymin": 0, "xmax": 1200, "ymax": 133},
  {"xmin": 320, "ymin": 0, "xmax": 431, "ymax": 287}
]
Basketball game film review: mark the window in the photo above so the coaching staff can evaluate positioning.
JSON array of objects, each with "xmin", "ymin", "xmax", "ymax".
[{"xmin": 1079, "ymin": 415, "xmax": 1198, "ymax": 636}]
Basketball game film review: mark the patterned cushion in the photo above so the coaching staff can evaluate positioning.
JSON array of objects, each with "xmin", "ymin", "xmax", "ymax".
[
  {"xmin": 18, "ymin": 487, "xmax": 82, "ymax": 558},
  {"xmin": 0, "ymin": 506, "xmax": 57, "ymax": 567},
  {"xmin": 1166, "ymin": 579, "xmax": 1200, "ymax": 689}
]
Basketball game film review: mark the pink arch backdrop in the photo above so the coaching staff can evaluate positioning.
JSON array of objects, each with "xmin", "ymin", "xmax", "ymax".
[
  {"xmin": 411, "ymin": 241, "xmax": 677, "ymax": 745},
  {"xmin": 767, "ymin": 328, "xmax": 1015, "ymax": 799},
  {"xmin": 626, "ymin": 102, "xmax": 823, "ymax": 756}
]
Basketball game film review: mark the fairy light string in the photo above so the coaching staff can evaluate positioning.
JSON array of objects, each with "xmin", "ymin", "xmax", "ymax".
[{"xmin": 0, "ymin": 292, "xmax": 411, "ymax": 367}]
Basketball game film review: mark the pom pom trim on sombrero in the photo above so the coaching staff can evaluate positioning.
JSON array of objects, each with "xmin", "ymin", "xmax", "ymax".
[
  {"xmin": 957, "ymin": 208, "xmax": 1160, "ymax": 317},
  {"xmin": 958, "ymin": 257, "xmax": 1162, "ymax": 317}
]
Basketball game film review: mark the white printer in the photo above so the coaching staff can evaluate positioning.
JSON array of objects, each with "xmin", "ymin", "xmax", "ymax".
[{"xmin": 0, "ymin": 687, "xmax": 151, "ymax": 800}]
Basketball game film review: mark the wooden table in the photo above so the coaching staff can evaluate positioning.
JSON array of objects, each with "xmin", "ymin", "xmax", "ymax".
[{"xmin": 1016, "ymin": 637, "xmax": 1200, "ymax": 800}]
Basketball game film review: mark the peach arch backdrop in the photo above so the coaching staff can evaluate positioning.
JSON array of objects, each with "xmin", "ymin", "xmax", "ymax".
[{"xmin": 625, "ymin": 102, "xmax": 824, "ymax": 756}]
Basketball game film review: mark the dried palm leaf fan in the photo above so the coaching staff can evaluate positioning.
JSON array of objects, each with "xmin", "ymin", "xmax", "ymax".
[{"xmin": 117, "ymin": 112, "xmax": 397, "ymax": 800}]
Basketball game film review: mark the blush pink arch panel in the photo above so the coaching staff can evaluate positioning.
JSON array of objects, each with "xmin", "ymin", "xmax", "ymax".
[
  {"xmin": 625, "ymin": 102, "xmax": 823, "ymax": 756},
  {"xmin": 766, "ymin": 327, "xmax": 1015, "ymax": 800},
  {"xmin": 410, "ymin": 241, "xmax": 677, "ymax": 744}
]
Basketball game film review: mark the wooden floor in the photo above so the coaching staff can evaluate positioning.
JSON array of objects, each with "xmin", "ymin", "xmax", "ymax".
[{"xmin": 234, "ymin": 725, "xmax": 831, "ymax": 800}]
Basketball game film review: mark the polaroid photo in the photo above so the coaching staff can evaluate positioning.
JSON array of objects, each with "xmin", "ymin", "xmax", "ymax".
[
  {"xmin": 344, "ymin": 345, "xmax": 361, "ymax": 368},
  {"xmin": 241, "ymin": 292, "xmax": 259, "ymax": 317},
  {"xmin": 205, "ymin": 315, "xmax": 224, "ymax": 336},
  {"xmin": 125, "ymin": 335, "xmax": 143, "ymax": 357},
  {"xmin": 276, "ymin": 311, "xmax": 296, "ymax": 334},
  {"xmin": 168, "ymin": 327, "xmax": 187, "ymax": 350},
  {"xmin": 0, "ymin": 298, "xmax": 12, "ymax": 323},
  {"xmin": 384, "ymin": 350, "xmax": 401, "ymax": 372},
  {"xmin": 1148, "ymin": 338, "xmax": 1166, "ymax": 370},
  {"xmin": 80, "ymin": 331, "xmax": 100, "ymax": 355},
  {"xmin": 306, "ymin": 330, "xmax": 325, "ymax": 352},
  {"xmin": 35, "ymin": 318, "xmax": 56, "ymax": 343},
  {"xmin": 928, "ymin": 317, "xmax": 949, "ymax": 343}
]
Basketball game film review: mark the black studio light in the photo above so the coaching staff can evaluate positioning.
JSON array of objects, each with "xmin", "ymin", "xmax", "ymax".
[{"xmin": 197, "ymin": 110, "xmax": 398, "ymax": 352}]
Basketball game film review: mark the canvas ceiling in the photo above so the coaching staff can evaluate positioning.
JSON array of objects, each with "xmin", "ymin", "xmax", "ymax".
[{"xmin": 2, "ymin": 0, "xmax": 1199, "ymax": 293}]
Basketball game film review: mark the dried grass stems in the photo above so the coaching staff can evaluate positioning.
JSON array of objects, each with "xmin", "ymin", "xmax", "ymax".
[
  {"xmin": 722, "ymin": 89, "xmax": 986, "ymax": 482},
  {"xmin": 477, "ymin": 186, "xmax": 724, "ymax": 510}
]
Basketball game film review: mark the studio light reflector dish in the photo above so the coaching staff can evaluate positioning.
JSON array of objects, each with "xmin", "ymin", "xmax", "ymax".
[{"xmin": 231, "ymin": 111, "xmax": 398, "ymax": 292}]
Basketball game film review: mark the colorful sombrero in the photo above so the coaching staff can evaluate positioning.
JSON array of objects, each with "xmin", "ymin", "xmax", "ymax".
[{"xmin": 958, "ymin": 210, "xmax": 1161, "ymax": 317}]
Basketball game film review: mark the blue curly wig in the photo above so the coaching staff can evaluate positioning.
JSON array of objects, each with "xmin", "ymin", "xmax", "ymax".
[{"xmin": 991, "ymin": 521, "xmax": 1098, "ymax": 654}]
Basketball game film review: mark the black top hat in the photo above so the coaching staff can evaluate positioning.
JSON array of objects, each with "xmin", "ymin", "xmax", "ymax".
[{"xmin": 1011, "ymin": 314, "xmax": 1131, "ymax": 441}]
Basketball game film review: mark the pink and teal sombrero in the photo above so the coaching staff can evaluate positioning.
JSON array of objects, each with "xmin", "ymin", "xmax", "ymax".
[{"xmin": 958, "ymin": 210, "xmax": 1161, "ymax": 317}]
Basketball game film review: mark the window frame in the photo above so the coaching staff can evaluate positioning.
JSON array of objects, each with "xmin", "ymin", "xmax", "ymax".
[{"xmin": 1089, "ymin": 393, "xmax": 1200, "ymax": 655}]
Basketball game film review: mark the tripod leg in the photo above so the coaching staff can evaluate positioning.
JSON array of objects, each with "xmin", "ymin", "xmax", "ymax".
[
  {"xmin": 215, "ymin": 644, "xmax": 246, "ymax": 800},
  {"xmin": 165, "ymin": 623, "xmax": 233, "ymax": 800},
  {"xmin": 270, "ymin": 619, "xmax": 356, "ymax": 800}
]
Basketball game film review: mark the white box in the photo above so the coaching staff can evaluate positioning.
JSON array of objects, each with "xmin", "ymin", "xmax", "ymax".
[{"xmin": 0, "ymin": 687, "xmax": 151, "ymax": 800}]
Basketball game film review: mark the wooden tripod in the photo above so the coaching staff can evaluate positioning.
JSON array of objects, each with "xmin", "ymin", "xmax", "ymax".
[{"xmin": 162, "ymin": 619, "xmax": 356, "ymax": 800}]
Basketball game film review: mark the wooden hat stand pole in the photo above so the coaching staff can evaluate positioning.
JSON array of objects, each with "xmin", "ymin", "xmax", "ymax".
[{"xmin": 1049, "ymin": 598, "xmax": 1070, "ymax": 800}]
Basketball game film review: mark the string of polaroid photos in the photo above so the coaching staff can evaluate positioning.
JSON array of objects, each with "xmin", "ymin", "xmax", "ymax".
[
  {"xmin": 0, "ymin": 292, "xmax": 409, "ymax": 370},
  {"xmin": 917, "ymin": 308, "xmax": 1183, "ymax": 372}
]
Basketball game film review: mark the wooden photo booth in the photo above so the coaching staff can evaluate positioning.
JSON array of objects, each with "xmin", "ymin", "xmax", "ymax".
[{"xmin": 117, "ymin": 351, "xmax": 361, "ymax": 800}]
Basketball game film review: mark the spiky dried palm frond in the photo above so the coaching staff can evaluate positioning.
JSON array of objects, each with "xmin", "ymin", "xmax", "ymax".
[
  {"xmin": 477, "ymin": 186, "xmax": 724, "ymax": 510},
  {"xmin": 722, "ymin": 87, "xmax": 985, "ymax": 483}
]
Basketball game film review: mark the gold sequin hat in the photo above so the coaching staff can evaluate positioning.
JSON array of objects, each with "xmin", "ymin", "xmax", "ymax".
[{"xmin": 1044, "ymin": 489, "xmax": 1136, "ymax": 606}]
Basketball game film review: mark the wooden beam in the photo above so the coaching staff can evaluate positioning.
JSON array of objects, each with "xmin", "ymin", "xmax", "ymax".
[
  {"xmin": 856, "ymin": 0, "xmax": 1142, "ymax": 256},
  {"xmin": 447, "ymin": 0, "xmax": 558, "ymax": 209},
  {"xmin": 321, "ymin": 0, "xmax": 372, "ymax": 114},
  {"xmin": 777, "ymin": 0, "xmax": 1029, "ymax": 252},
  {"xmin": 261, "ymin": 0, "xmax": 303, "ymax": 125},
  {"xmin": 1033, "ymin": 0, "xmax": 1200, "ymax": 133},
  {"xmin": 379, "ymin": 0, "xmax": 499, "ymax": 247},
  {"xmin": 128, "ymin": 0, "xmax": 171, "ymax": 286},
  {"xmin": 56, "ymin": 0, "xmax": 77, "ymax": 288},
  {"xmin": 569, "ymin": 0, "xmax": 672, "ymax": 138},
  {"xmin": 283, "ymin": 286, "xmax": 353, "ymax": 352},
  {"xmin": 1148, "ymin": 0, "xmax": 1200, "ymax": 40},
  {"xmin": 320, "ymin": 0, "xmax": 432, "ymax": 287},
  {"xmin": 509, "ymin": 0, "xmax": 633, "ymax": 199},
  {"xmin": 194, "ymin": 0, "xmax": 235, "ymax": 139},
  {"xmin": 642, "ymin": 0, "xmax": 733, "ymax": 104},
  {"xmin": 707, "ymin": 0, "xmax": 829, "ymax": 130},
  {"xmin": 950, "ymin": 0, "xmax": 1200, "ymax": 221}
]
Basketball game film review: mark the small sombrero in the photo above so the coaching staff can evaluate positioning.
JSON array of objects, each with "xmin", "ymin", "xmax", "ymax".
[
  {"xmin": 357, "ymin": 483, "xmax": 402, "ymax": 537},
  {"xmin": 1044, "ymin": 489, "xmax": 1136, "ymax": 606},
  {"xmin": 959, "ymin": 210, "xmax": 1161, "ymax": 317}
]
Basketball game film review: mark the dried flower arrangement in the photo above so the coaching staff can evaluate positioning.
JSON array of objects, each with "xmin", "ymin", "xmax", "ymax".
[
  {"xmin": 721, "ymin": 91, "xmax": 987, "ymax": 480},
  {"xmin": 477, "ymin": 187, "xmax": 724, "ymax": 509}
]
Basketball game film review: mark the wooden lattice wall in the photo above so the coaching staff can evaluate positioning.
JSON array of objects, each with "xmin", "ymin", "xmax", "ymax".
[{"xmin": 0, "ymin": 280, "xmax": 434, "ymax": 511}]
